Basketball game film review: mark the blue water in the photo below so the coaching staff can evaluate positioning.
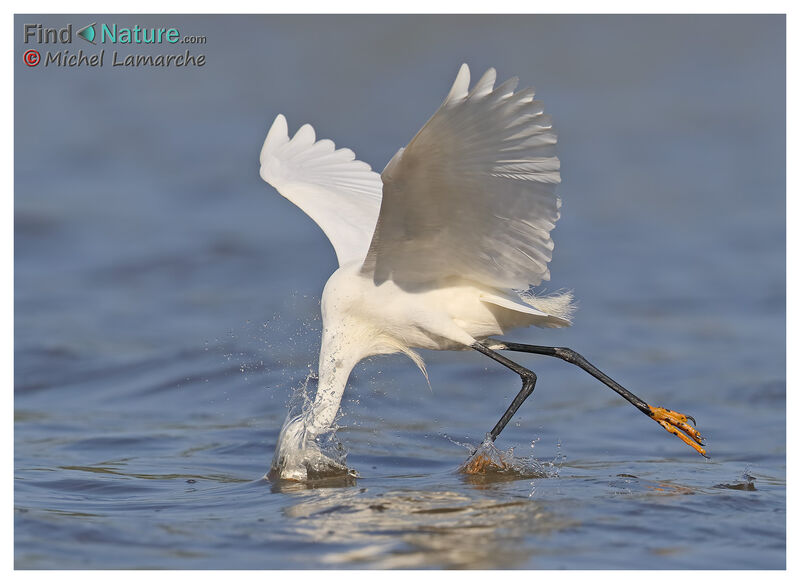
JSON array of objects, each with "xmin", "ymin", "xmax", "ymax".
[{"xmin": 15, "ymin": 14, "xmax": 785, "ymax": 569}]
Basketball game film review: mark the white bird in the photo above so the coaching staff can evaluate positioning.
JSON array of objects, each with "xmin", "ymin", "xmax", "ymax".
[{"xmin": 260, "ymin": 64, "xmax": 705, "ymax": 481}]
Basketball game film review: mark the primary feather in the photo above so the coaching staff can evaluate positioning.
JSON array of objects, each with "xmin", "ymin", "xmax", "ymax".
[
  {"xmin": 259, "ymin": 114, "xmax": 383, "ymax": 266},
  {"xmin": 361, "ymin": 63, "xmax": 562, "ymax": 291}
]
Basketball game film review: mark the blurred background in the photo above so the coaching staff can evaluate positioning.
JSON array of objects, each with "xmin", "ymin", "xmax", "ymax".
[{"xmin": 15, "ymin": 15, "xmax": 785, "ymax": 569}]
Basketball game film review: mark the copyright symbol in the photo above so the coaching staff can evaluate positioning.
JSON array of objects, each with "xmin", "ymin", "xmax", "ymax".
[{"xmin": 23, "ymin": 49, "xmax": 40, "ymax": 67}]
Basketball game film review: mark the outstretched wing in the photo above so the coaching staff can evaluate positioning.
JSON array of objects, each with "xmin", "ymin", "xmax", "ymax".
[
  {"xmin": 260, "ymin": 115, "xmax": 383, "ymax": 266},
  {"xmin": 361, "ymin": 64, "xmax": 561, "ymax": 290}
]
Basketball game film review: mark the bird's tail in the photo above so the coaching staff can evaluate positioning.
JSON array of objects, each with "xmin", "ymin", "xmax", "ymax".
[{"xmin": 517, "ymin": 288, "xmax": 576, "ymax": 327}]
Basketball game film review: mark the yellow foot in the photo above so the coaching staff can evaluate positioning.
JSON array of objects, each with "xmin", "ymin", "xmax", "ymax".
[
  {"xmin": 460, "ymin": 452, "xmax": 507, "ymax": 474},
  {"xmin": 647, "ymin": 406, "xmax": 707, "ymax": 457}
]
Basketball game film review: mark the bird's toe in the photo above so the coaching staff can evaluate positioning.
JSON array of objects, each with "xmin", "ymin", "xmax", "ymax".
[{"xmin": 647, "ymin": 406, "xmax": 707, "ymax": 457}]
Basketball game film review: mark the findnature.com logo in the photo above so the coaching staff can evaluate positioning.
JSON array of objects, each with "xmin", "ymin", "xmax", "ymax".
[{"xmin": 22, "ymin": 20, "xmax": 207, "ymax": 68}]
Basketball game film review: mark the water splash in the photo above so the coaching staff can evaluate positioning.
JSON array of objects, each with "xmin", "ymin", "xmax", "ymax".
[
  {"xmin": 267, "ymin": 373, "xmax": 356, "ymax": 482},
  {"xmin": 452, "ymin": 435, "xmax": 561, "ymax": 479},
  {"xmin": 713, "ymin": 467, "xmax": 757, "ymax": 491}
]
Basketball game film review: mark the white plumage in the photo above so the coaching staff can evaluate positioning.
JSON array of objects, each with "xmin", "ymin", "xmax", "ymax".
[
  {"xmin": 260, "ymin": 115, "xmax": 383, "ymax": 266},
  {"xmin": 364, "ymin": 65, "xmax": 561, "ymax": 290},
  {"xmin": 261, "ymin": 64, "xmax": 574, "ymax": 480}
]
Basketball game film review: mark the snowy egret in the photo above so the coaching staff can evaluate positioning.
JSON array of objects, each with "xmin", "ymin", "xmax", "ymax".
[{"xmin": 261, "ymin": 64, "xmax": 705, "ymax": 481}]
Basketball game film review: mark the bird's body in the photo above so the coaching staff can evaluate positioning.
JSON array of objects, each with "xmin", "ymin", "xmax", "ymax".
[
  {"xmin": 277, "ymin": 261, "xmax": 572, "ymax": 479},
  {"xmin": 261, "ymin": 64, "xmax": 705, "ymax": 481},
  {"xmin": 323, "ymin": 260, "xmax": 571, "ymax": 358}
]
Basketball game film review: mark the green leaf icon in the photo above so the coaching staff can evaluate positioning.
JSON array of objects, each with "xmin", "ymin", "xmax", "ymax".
[{"xmin": 77, "ymin": 23, "xmax": 96, "ymax": 44}]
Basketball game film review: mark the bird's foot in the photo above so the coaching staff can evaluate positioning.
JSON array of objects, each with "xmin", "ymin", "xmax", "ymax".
[
  {"xmin": 647, "ymin": 406, "xmax": 707, "ymax": 457},
  {"xmin": 461, "ymin": 451, "xmax": 512, "ymax": 474},
  {"xmin": 459, "ymin": 436, "xmax": 512, "ymax": 474}
]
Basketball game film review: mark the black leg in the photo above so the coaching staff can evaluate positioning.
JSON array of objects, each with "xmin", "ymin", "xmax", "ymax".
[
  {"xmin": 486, "ymin": 339, "xmax": 654, "ymax": 416},
  {"xmin": 472, "ymin": 342, "xmax": 538, "ymax": 441},
  {"xmin": 484, "ymin": 338, "xmax": 706, "ymax": 457}
]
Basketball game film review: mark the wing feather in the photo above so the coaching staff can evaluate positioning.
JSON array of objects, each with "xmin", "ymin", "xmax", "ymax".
[
  {"xmin": 260, "ymin": 115, "xmax": 383, "ymax": 266},
  {"xmin": 361, "ymin": 65, "xmax": 562, "ymax": 290}
]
